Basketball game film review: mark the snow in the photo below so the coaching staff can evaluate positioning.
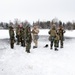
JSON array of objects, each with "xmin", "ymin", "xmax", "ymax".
[
  {"xmin": 39, "ymin": 29, "xmax": 75, "ymax": 38},
  {"xmin": 0, "ymin": 30, "xmax": 9, "ymax": 39},
  {"xmin": 0, "ymin": 29, "xmax": 75, "ymax": 75},
  {"xmin": 39, "ymin": 29, "xmax": 49, "ymax": 35},
  {"xmin": 0, "ymin": 29, "xmax": 75, "ymax": 39},
  {"xmin": 64, "ymin": 30, "xmax": 75, "ymax": 38}
]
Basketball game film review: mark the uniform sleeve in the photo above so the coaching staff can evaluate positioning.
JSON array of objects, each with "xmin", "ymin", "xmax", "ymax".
[{"xmin": 48, "ymin": 30, "xmax": 50, "ymax": 34}]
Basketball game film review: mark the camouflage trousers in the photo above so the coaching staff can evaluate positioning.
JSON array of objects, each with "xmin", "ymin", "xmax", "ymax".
[
  {"xmin": 26, "ymin": 42, "xmax": 31, "ymax": 53},
  {"xmin": 50, "ymin": 40, "xmax": 59, "ymax": 48},
  {"xmin": 50, "ymin": 36, "xmax": 59, "ymax": 49},
  {"xmin": 59, "ymin": 36, "xmax": 64, "ymax": 48},
  {"xmin": 20, "ymin": 38, "xmax": 25, "ymax": 47},
  {"xmin": 59, "ymin": 40, "xmax": 63, "ymax": 48},
  {"xmin": 16, "ymin": 35, "xmax": 20, "ymax": 45},
  {"xmin": 10, "ymin": 39, "xmax": 14, "ymax": 49}
]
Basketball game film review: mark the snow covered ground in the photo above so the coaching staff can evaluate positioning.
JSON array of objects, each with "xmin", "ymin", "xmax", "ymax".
[
  {"xmin": 0, "ymin": 29, "xmax": 75, "ymax": 75},
  {"xmin": 0, "ymin": 29, "xmax": 75, "ymax": 39}
]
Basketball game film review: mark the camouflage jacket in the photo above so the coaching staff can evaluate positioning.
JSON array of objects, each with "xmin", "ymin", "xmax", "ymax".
[
  {"xmin": 32, "ymin": 28, "xmax": 39, "ymax": 35},
  {"xmin": 58, "ymin": 28, "xmax": 65, "ymax": 37},
  {"xmin": 9, "ymin": 28, "xmax": 14, "ymax": 39},
  {"xmin": 48, "ymin": 29, "xmax": 57, "ymax": 37},
  {"xmin": 25, "ymin": 27, "xmax": 32, "ymax": 43}
]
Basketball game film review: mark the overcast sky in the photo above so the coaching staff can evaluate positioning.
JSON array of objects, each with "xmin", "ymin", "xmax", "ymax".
[{"xmin": 0, "ymin": 0, "xmax": 75, "ymax": 24}]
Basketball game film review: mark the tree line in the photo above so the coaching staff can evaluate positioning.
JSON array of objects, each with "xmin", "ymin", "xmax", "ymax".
[
  {"xmin": 0, "ymin": 18, "xmax": 75, "ymax": 30},
  {"xmin": 33, "ymin": 20, "xmax": 75, "ymax": 30}
]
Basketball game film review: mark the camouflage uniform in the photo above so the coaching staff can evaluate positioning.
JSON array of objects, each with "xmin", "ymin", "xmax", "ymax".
[
  {"xmin": 54, "ymin": 33, "xmax": 59, "ymax": 50},
  {"xmin": 25, "ymin": 26, "xmax": 32, "ymax": 53},
  {"xmin": 58, "ymin": 26, "xmax": 65, "ymax": 48},
  {"xmin": 32, "ymin": 25, "xmax": 39, "ymax": 48},
  {"xmin": 16, "ymin": 25, "xmax": 20, "ymax": 45},
  {"xmin": 20, "ymin": 27, "xmax": 25, "ymax": 47},
  {"xmin": 48, "ymin": 25, "xmax": 58, "ymax": 50},
  {"xmin": 9, "ymin": 26, "xmax": 15, "ymax": 49}
]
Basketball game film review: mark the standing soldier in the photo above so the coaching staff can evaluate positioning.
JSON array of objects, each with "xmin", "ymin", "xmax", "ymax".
[
  {"xmin": 48, "ymin": 24, "xmax": 58, "ymax": 50},
  {"xmin": 20, "ymin": 24, "xmax": 25, "ymax": 47},
  {"xmin": 16, "ymin": 25, "xmax": 20, "ymax": 45},
  {"xmin": 9, "ymin": 26, "xmax": 15, "ymax": 49},
  {"xmin": 32, "ymin": 25, "xmax": 39, "ymax": 48},
  {"xmin": 57, "ymin": 22, "xmax": 65, "ymax": 48},
  {"xmin": 25, "ymin": 25, "xmax": 32, "ymax": 53}
]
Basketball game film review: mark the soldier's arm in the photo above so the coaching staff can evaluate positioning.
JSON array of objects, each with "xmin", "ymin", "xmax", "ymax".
[
  {"xmin": 48, "ymin": 30, "xmax": 51, "ymax": 34},
  {"xmin": 36, "ymin": 29, "xmax": 39, "ymax": 34},
  {"xmin": 63, "ymin": 29, "xmax": 66, "ymax": 33},
  {"xmin": 31, "ymin": 29, "xmax": 34, "ymax": 33}
]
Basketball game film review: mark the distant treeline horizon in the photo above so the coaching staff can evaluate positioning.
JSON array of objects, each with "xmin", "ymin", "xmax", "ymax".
[{"xmin": 0, "ymin": 18, "xmax": 75, "ymax": 30}]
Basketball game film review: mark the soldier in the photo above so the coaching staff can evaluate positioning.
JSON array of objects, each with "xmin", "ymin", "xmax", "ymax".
[
  {"xmin": 32, "ymin": 25, "xmax": 39, "ymax": 48},
  {"xmin": 9, "ymin": 26, "xmax": 15, "ymax": 49},
  {"xmin": 48, "ymin": 24, "xmax": 58, "ymax": 50},
  {"xmin": 20, "ymin": 25, "xmax": 25, "ymax": 47},
  {"xmin": 16, "ymin": 25, "xmax": 21, "ymax": 45},
  {"xmin": 25, "ymin": 25, "xmax": 32, "ymax": 53},
  {"xmin": 57, "ymin": 24, "xmax": 65, "ymax": 48}
]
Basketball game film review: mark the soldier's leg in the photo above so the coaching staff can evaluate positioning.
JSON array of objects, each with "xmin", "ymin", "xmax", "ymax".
[
  {"xmin": 35, "ymin": 40, "xmax": 38, "ymax": 47},
  {"xmin": 10, "ymin": 39, "xmax": 12, "ymax": 48},
  {"xmin": 11, "ymin": 40, "xmax": 14, "ymax": 49},
  {"xmin": 19, "ymin": 36, "xmax": 21, "ymax": 43},
  {"xmin": 33, "ymin": 35, "xmax": 38, "ymax": 48},
  {"xmin": 22, "ymin": 39, "xmax": 25, "ymax": 47},
  {"xmin": 57, "ymin": 40, "xmax": 59, "ymax": 48},
  {"xmin": 33, "ymin": 40, "xmax": 37, "ymax": 48},
  {"xmin": 23, "ymin": 39, "xmax": 25, "ymax": 47},
  {"xmin": 20, "ymin": 38, "xmax": 23, "ymax": 46},
  {"xmin": 50, "ymin": 36, "xmax": 55, "ymax": 49},
  {"xmin": 11, "ymin": 43, "xmax": 14, "ymax": 49},
  {"xmin": 50, "ymin": 40, "xmax": 53, "ymax": 49},
  {"xmin": 17, "ymin": 36, "xmax": 20, "ymax": 45},
  {"xmin": 10, "ymin": 42, "xmax": 12, "ymax": 48},
  {"xmin": 54, "ymin": 40, "xmax": 58, "ymax": 51},
  {"xmin": 23, "ymin": 37, "xmax": 26, "ymax": 47},
  {"xmin": 60, "ymin": 40, "xmax": 63, "ymax": 48},
  {"xmin": 26, "ymin": 43, "xmax": 31, "ymax": 53}
]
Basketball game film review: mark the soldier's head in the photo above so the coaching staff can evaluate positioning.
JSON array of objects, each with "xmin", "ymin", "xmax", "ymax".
[
  {"xmin": 59, "ymin": 25, "xmax": 63, "ymax": 29},
  {"xmin": 33, "ymin": 25, "xmax": 36, "ymax": 28},
  {"xmin": 17, "ymin": 25, "xmax": 20, "ymax": 28},
  {"xmin": 59, "ymin": 21, "xmax": 62, "ymax": 25},
  {"xmin": 52, "ymin": 24, "xmax": 56, "ymax": 30},
  {"xmin": 26, "ymin": 25, "xmax": 31, "ymax": 33},
  {"xmin": 26, "ymin": 24, "xmax": 31, "ymax": 29},
  {"xmin": 9, "ymin": 26, "xmax": 13, "ymax": 30}
]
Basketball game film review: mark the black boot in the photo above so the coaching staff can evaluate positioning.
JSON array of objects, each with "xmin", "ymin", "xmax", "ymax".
[
  {"xmin": 50, "ymin": 47, "xmax": 53, "ymax": 49},
  {"xmin": 55, "ymin": 48, "xmax": 58, "ymax": 51},
  {"xmin": 26, "ymin": 50, "xmax": 30, "ymax": 53},
  {"xmin": 33, "ymin": 46, "xmax": 37, "ymax": 49},
  {"xmin": 11, "ymin": 44, "xmax": 14, "ymax": 49},
  {"xmin": 60, "ymin": 46, "xmax": 63, "ymax": 48},
  {"xmin": 57, "ymin": 45, "xmax": 59, "ymax": 48}
]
